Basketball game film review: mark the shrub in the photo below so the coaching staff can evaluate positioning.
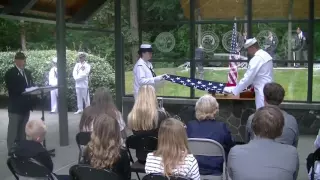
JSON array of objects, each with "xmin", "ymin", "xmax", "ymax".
[{"xmin": 0, "ymin": 50, "xmax": 115, "ymax": 111}]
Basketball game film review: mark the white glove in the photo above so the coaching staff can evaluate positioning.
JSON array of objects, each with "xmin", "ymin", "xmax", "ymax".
[
  {"xmin": 223, "ymin": 87, "xmax": 235, "ymax": 94},
  {"xmin": 155, "ymin": 74, "xmax": 167, "ymax": 81}
]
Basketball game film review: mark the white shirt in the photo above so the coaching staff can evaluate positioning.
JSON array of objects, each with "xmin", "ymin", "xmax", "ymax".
[
  {"xmin": 145, "ymin": 152, "xmax": 200, "ymax": 180},
  {"xmin": 48, "ymin": 66, "xmax": 58, "ymax": 86},
  {"xmin": 232, "ymin": 49, "xmax": 273, "ymax": 109},
  {"xmin": 72, "ymin": 61, "xmax": 91, "ymax": 88},
  {"xmin": 133, "ymin": 58, "xmax": 162, "ymax": 98}
]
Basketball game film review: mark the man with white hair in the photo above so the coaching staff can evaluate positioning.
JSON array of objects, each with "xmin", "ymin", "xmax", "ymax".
[
  {"xmin": 49, "ymin": 57, "xmax": 58, "ymax": 113},
  {"xmin": 224, "ymin": 37, "xmax": 274, "ymax": 109},
  {"xmin": 73, "ymin": 52, "xmax": 91, "ymax": 114}
]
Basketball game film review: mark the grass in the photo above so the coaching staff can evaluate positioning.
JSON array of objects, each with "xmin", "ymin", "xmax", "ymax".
[{"xmin": 125, "ymin": 68, "xmax": 320, "ymax": 101}]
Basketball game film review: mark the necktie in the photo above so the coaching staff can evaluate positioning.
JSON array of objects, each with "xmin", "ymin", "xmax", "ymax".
[{"xmin": 21, "ymin": 69, "xmax": 28, "ymax": 86}]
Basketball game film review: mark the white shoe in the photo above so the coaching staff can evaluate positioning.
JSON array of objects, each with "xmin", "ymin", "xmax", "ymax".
[{"xmin": 74, "ymin": 110, "xmax": 83, "ymax": 114}]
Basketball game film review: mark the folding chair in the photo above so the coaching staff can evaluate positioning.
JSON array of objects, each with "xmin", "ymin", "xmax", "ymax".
[
  {"xmin": 126, "ymin": 135, "xmax": 158, "ymax": 180},
  {"xmin": 188, "ymin": 138, "xmax": 228, "ymax": 180},
  {"xmin": 69, "ymin": 164, "xmax": 120, "ymax": 180},
  {"xmin": 7, "ymin": 156, "xmax": 55, "ymax": 180},
  {"xmin": 75, "ymin": 132, "xmax": 91, "ymax": 163},
  {"xmin": 142, "ymin": 174, "xmax": 191, "ymax": 180}
]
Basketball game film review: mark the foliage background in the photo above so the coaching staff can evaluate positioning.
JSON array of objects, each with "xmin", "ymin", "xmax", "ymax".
[{"xmin": 0, "ymin": 50, "xmax": 115, "ymax": 110}]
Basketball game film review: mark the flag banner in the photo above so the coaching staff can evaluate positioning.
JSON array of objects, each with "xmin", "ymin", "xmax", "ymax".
[
  {"xmin": 163, "ymin": 74, "xmax": 226, "ymax": 94},
  {"xmin": 227, "ymin": 20, "xmax": 239, "ymax": 87}
]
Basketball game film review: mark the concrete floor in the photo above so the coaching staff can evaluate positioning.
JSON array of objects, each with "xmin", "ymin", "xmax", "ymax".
[{"xmin": 0, "ymin": 109, "xmax": 314, "ymax": 180}]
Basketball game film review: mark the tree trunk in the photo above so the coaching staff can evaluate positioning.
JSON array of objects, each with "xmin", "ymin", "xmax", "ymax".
[
  {"xmin": 130, "ymin": 0, "xmax": 139, "ymax": 63},
  {"xmin": 20, "ymin": 20, "xmax": 27, "ymax": 51}
]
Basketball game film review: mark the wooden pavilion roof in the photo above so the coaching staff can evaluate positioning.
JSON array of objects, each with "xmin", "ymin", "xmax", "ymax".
[
  {"xmin": 0, "ymin": 0, "xmax": 107, "ymax": 23},
  {"xmin": 181, "ymin": 0, "xmax": 320, "ymax": 20}
]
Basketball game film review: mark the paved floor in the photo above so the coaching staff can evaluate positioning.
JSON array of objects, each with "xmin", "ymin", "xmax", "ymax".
[{"xmin": 0, "ymin": 109, "xmax": 315, "ymax": 180}]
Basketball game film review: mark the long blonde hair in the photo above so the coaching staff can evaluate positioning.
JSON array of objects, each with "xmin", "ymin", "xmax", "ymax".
[
  {"xmin": 154, "ymin": 118, "xmax": 190, "ymax": 176},
  {"xmin": 128, "ymin": 85, "xmax": 159, "ymax": 131},
  {"xmin": 87, "ymin": 114, "xmax": 121, "ymax": 169}
]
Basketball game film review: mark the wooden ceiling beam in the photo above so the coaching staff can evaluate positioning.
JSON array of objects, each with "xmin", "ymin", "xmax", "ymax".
[
  {"xmin": 69, "ymin": 0, "xmax": 107, "ymax": 23},
  {"xmin": 1, "ymin": 0, "xmax": 38, "ymax": 14}
]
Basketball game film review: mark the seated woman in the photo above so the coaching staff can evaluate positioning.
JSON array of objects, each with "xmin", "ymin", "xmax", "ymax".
[
  {"xmin": 128, "ymin": 85, "xmax": 168, "ymax": 163},
  {"xmin": 79, "ymin": 87, "xmax": 127, "ymax": 139},
  {"xmin": 187, "ymin": 94, "xmax": 235, "ymax": 175},
  {"xmin": 83, "ymin": 113, "xmax": 130, "ymax": 180},
  {"xmin": 12, "ymin": 119, "xmax": 69, "ymax": 180},
  {"xmin": 228, "ymin": 106, "xmax": 299, "ymax": 180},
  {"xmin": 145, "ymin": 118, "xmax": 200, "ymax": 180},
  {"xmin": 128, "ymin": 85, "xmax": 168, "ymax": 137}
]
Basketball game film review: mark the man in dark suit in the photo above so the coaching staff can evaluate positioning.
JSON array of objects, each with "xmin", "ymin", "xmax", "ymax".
[
  {"xmin": 4, "ymin": 52, "xmax": 34, "ymax": 152},
  {"xmin": 293, "ymin": 27, "xmax": 308, "ymax": 68}
]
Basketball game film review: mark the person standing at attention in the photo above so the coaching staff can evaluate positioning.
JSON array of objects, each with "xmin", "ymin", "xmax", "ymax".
[
  {"xmin": 224, "ymin": 38, "xmax": 273, "ymax": 109},
  {"xmin": 73, "ymin": 52, "xmax": 91, "ymax": 114},
  {"xmin": 5, "ymin": 52, "xmax": 34, "ymax": 152},
  {"xmin": 133, "ymin": 44, "xmax": 166, "ymax": 99},
  {"xmin": 49, "ymin": 57, "xmax": 58, "ymax": 114}
]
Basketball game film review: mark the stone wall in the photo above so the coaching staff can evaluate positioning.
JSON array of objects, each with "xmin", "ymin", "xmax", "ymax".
[{"xmin": 123, "ymin": 97, "xmax": 320, "ymax": 142}]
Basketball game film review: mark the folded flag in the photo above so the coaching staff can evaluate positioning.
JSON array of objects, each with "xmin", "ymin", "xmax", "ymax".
[{"xmin": 163, "ymin": 74, "xmax": 226, "ymax": 94}]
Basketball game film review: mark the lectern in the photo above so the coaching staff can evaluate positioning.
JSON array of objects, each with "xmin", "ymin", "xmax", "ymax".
[{"xmin": 23, "ymin": 86, "xmax": 58, "ymax": 157}]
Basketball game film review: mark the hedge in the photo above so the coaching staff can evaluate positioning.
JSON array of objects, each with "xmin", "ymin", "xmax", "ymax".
[{"xmin": 0, "ymin": 50, "xmax": 115, "ymax": 111}]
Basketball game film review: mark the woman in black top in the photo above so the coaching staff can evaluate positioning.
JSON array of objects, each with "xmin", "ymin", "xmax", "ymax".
[{"xmin": 83, "ymin": 113, "xmax": 130, "ymax": 180}]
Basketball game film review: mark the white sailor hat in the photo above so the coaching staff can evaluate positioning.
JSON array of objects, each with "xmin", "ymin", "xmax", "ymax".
[
  {"xmin": 52, "ymin": 57, "xmax": 57, "ymax": 63},
  {"xmin": 78, "ymin": 52, "xmax": 87, "ymax": 58},
  {"xmin": 243, "ymin": 38, "xmax": 258, "ymax": 49},
  {"xmin": 139, "ymin": 44, "xmax": 153, "ymax": 53}
]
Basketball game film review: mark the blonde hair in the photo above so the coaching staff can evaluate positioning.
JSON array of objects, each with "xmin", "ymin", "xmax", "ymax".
[
  {"xmin": 128, "ymin": 85, "xmax": 159, "ymax": 131},
  {"xmin": 25, "ymin": 120, "xmax": 47, "ymax": 142},
  {"xmin": 195, "ymin": 95, "xmax": 219, "ymax": 120},
  {"xmin": 87, "ymin": 113, "xmax": 121, "ymax": 169},
  {"xmin": 154, "ymin": 118, "xmax": 190, "ymax": 176}
]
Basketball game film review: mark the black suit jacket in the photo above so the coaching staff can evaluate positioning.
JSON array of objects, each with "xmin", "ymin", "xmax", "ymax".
[{"xmin": 4, "ymin": 66, "xmax": 34, "ymax": 114}]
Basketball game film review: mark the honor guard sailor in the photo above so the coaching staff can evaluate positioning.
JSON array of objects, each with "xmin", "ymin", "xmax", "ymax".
[
  {"xmin": 133, "ymin": 44, "xmax": 166, "ymax": 98},
  {"xmin": 224, "ymin": 38, "xmax": 274, "ymax": 109},
  {"xmin": 73, "ymin": 52, "xmax": 91, "ymax": 114},
  {"xmin": 49, "ymin": 57, "xmax": 58, "ymax": 113}
]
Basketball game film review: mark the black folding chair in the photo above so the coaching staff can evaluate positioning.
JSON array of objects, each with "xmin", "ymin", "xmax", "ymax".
[
  {"xmin": 126, "ymin": 135, "xmax": 158, "ymax": 180},
  {"xmin": 142, "ymin": 174, "xmax": 191, "ymax": 180},
  {"xmin": 311, "ymin": 148, "xmax": 320, "ymax": 180},
  {"xmin": 75, "ymin": 132, "xmax": 91, "ymax": 163},
  {"xmin": 69, "ymin": 164, "xmax": 120, "ymax": 180},
  {"xmin": 7, "ymin": 156, "xmax": 55, "ymax": 180}
]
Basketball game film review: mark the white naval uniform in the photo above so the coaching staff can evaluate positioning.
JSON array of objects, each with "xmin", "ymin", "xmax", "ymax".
[
  {"xmin": 232, "ymin": 49, "xmax": 273, "ymax": 109},
  {"xmin": 49, "ymin": 66, "xmax": 58, "ymax": 112},
  {"xmin": 133, "ymin": 58, "xmax": 162, "ymax": 98},
  {"xmin": 72, "ymin": 61, "xmax": 91, "ymax": 111}
]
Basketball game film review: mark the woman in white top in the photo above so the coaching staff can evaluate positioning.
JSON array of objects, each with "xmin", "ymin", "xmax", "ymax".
[
  {"xmin": 133, "ymin": 44, "xmax": 166, "ymax": 98},
  {"xmin": 145, "ymin": 118, "xmax": 200, "ymax": 180}
]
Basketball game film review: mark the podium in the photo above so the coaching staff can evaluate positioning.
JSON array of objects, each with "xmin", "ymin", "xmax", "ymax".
[{"xmin": 23, "ymin": 86, "xmax": 58, "ymax": 157}]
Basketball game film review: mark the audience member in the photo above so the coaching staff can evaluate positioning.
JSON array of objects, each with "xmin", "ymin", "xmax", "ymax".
[
  {"xmin": 246, "ymin": 82, "xmax": 299, "ymax": 147},
  {"xmin": 145, "ymin": 118, "xmax": 200, "ymax": 180},
  {"xmin": 228, "ymin": 105, "xmax": 299, "ymax": 180},
  {"xmin": 11, "ymin": 119, "xmax": 69, "ymax": 180},
  {"xmin": 187, "ymin": 95, "xmax": 234, "ymax": 175},
  {"xmin": 79, "ymin": 87, "xmax": 127, "ymax": 139},
  {"xmin": 83, "ymin": 114, "xmax": 130, "ymax": 180},
  {"xmin": 128, "ymin": 85, "xmax": 168, "ymax": 137},
  {"xmin": 306, "ymin": 130, "xmax": 320, "ymax": 179}
]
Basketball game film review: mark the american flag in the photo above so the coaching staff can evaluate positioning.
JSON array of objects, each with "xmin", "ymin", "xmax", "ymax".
[
  {"xmin": 227, "ymin": 21, "xmax": 239, "ymax": 87},
  {"xmin": 163, "ymin": 74, "xmax": 226, "ymax": 94}
]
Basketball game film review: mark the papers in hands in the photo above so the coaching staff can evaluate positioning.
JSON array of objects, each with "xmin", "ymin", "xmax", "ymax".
[{"xmin": 25, "ymin": 86, "xmax": 39, "ymax": 93}]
